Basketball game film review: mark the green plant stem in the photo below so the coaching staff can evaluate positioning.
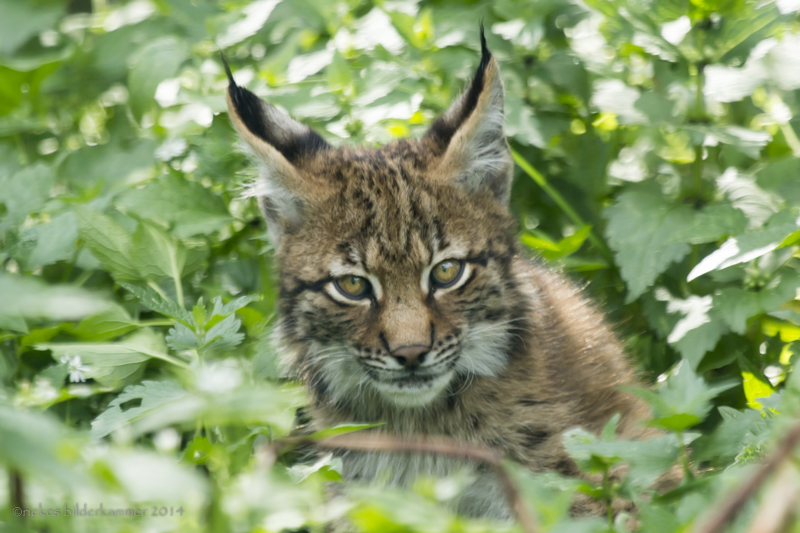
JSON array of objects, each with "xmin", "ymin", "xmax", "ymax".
[
  {"xmin": 780, "ymin": 123, "xmax": 800, "ymax": 157},
  {"xmin": 691, "ymin": 64, "xmax": 706, "ymax": 200},
  {"xmin": 678, "ymin": 431, "xmax": 695, "ymax": 480},
  {"xmin": 137, "ymin": 319, "xmax": 175, "ymax": 327},
  {"xmin": 603, "ymin": 470, "xmax": 614, "ymax": 528},
  {"xmin": 173, "ymin": 277, "xmax": 185, "ymax": 309},
  {"xmin": 147, "ymin": 280, "xmax": 170, "ymax": 301},
  {"xmin": 511, "ymin": 148, "xmax": 614, "ymax": 264}
]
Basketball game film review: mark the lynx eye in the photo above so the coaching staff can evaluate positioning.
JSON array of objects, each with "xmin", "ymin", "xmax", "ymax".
[
  {"xmin": 430, "ymin": 259, "xmax": 464, "ymax": 288},
  {"xmin": 334, "ymin": 275, "xmax": 371, "ymax": 299}
]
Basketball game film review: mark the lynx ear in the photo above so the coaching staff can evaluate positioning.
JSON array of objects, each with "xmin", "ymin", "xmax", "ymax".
[
  {"xmin": 223, "ymin": 55, "xmax": 331, "ymax": 248},
  {"xmin": 424, "ymin": 28, "xmax": 513, "ymax": 203}
]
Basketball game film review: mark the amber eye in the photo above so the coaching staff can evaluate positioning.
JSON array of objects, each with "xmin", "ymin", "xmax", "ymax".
[
  {"xmin": 430, "ymin": 259, "xmax": 464, "ymax": 288},
  {"xmin": 334, "ymin": 275, "xmax": 371, "ymax": 299}
]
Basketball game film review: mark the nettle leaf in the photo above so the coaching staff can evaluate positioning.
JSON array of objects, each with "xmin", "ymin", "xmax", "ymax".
[
  {"xmin": 714, "ymin": 269, "xmax": 800, "ymax": 334},
  {"xmin": 656, "ymin": 289, "xmax": 729, "ymax": 369},
  {"xmin": 166, "ymin": 322, "xmax": 200, "ymax": 351},
  {"xmin": 203, "ymin": 313, "xmax": 245, "ymax": 351},
  {"xmin": 91, "ymin": 379, "xmax": 187, "ymax": 439},
  {"xmin": 688, "ymin": 222, "xmax": 800, "ymax": 281},
  {"xmin": 75, "ymin": 208, "xmax": 139, "ymax": 282},
  {"xmin": 119, "ymin": 282, "xmax": 193, "ymax": 326},
  {"xmin": 128, "ymin": 36, "xmax": 190, "ymax": 119},
  {"xmin": 605, "ymin": 188, "xmax": 694, "ymax": 302},
  {"xmin": 0, "ymin": 406, "xmax": 85, "ymax": 488},
  {"xmin": 23, "ymin": 212, "xmax": 79, "ymax": 270},
  {"xmin": 624, "ymin": 362, "xmax": 736, "ymax": 432},
  {"xmin": 692, "ymin": 406, "xmax": 773, "ymax": 466},
  {"xmin": 0, "ymin": 163, "xmax": 53, "ymax": 228},
  {"xmin": 665, "ymin": 204, "xmax": 748, "ymax": 245},
  {"xmin": 72, "ymin": 303, "xmax": 140, "ymax": 341},
  {"xmin": 38, "ymin": 330, "xmax": 187, "ymax": 387},
  {"xmin": 0, "ymin": 272, "xmax": 110, "ymax": 322},
  {"xmin": 127, "ymin": 384, "xmax": 304, "ymax": 438},
  {"xmin": 117, "ymin": 175, "xmax": 231, "ymax": 238},
  {"xmin": 130, "ymin": 221, "xmax": 204, "ymax": 284}
]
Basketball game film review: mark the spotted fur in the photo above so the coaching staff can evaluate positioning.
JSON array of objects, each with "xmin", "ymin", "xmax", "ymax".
[{"xmin": 226, "ymin": 30, "xmax": 657, "ymax": 519}]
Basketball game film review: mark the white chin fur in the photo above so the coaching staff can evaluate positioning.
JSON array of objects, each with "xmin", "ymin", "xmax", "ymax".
[{"xmin": 372, "ymin": 372, "xmax": 453, "ymax": 407}]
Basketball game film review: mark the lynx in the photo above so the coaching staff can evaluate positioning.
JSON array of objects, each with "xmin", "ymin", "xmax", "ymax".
[{"xmin": 224, "ymin": 30, "xmax": 658, "ymax": 519}]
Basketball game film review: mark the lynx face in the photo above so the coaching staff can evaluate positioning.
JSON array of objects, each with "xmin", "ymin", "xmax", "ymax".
[{"xmin": 226, "ymin": 32, "xmax": 529, "ymax": 408}]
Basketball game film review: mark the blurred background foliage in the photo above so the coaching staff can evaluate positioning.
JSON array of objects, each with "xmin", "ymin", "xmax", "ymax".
[{"xmin": 1, "ymin": 0, "xmax": 800, "ymax": 531}]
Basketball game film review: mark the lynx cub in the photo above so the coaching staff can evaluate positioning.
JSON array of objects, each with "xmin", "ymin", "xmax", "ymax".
[{"xmin": 225, "ymin": 30, "xmax": 655, "ymax": 518}]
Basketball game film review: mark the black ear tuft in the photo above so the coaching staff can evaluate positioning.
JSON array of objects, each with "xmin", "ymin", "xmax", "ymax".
[
  {"xmin": 223, "ymin": 55, "xmax": 330, "ymax": 165},
  {"xmin": 424, "ymin": 24, "xmax": 494, "ymax": 150}
]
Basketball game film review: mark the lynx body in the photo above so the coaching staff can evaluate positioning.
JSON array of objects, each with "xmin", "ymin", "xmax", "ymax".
[{"xmin": 225, "ymin": 32, "xmax": 654, "ymax": 518}]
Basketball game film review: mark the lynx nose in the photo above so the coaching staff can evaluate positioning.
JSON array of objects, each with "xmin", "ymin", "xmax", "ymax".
[{"xmin": 391, "ymin": 345, "xmax": 430, "ymax": 368}]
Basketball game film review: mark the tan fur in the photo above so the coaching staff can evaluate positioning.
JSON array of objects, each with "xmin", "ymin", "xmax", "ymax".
[{"xmin": 225, "ymin": 37, "xmax": 663, "ymax": 521}]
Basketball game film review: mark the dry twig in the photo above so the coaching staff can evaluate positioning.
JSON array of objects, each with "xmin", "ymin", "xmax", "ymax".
[{"xmin": 268, "ymin": 432, "xmax": 539, "ymax": 533}]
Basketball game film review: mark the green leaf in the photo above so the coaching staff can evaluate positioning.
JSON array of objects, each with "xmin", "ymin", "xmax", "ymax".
[
  {"xmin": 24, "ymin": 212, "xmax": 79, "ymax": 270},
  {"xmin": 605, "ymin": 188, "xmax": 693, "ymax": 302},
  {"xmin": 687, "ymin": 223, "xmax": 799, "ymax": 281},
  {"xmin": 91, "ymin": 380, "xmax": 187, "ymax": 439},
  {"xmin": 128, "ymin": 36, "xmax": 190, "ymax": 119},
  {"xmin": 130, "ymin": 221, "xmax": 200, "ymax": 284},
  {"xmin": 665, "ymin": 204, "xmax": 748, "ymax": 245},
  {"xmin": 692, "ymin": 406, "xmax": 772, "ymax": 466},
  {"xmin": 127, "ymin": 384, "xmax": 304, "ymax": 437},
  {"xmin": 38, "ymin": 329, "xmax": 188, "ymax": 387},
  {"xmin": 119, "ymin": 282, "xmax": 192, "ymax": 326},
  {"xmin": 0, "ymin": 163, "xmax": 53, "ymax": 227},
  {"xmin": 624, "ymin": 362, "xmax": 736, "ymax": 431},
  {"xmin": 117, "ymin": 175, "xmax": 231, "ymax": 238},
  {"xmin": 0, "ymin": 405, "xmax": 85, "ymax": 487},
  {"xmin": 714, "ymin": 270, "xmax": 800, "ymax": 334},
  {"xmin": 72, "ymin": 304, "xmax": 140, "ymax": 342},
  {"xmin": 75, "ymin": 208, "xmax": 139, "ymax": 282},
  {"xmin": 0, "ymin": 0, "xmax": 64, "ymax": 55},
  {"xmin": 522, "ymin": 226, "xmax": 593, "ymax": 260},
  {"xmin": 58, "ymin": 139, "xmax": 156, "ymax": 191},
  {"xmin": 0, "ymin": 272, "xmax": 110, "ymax": 321}
]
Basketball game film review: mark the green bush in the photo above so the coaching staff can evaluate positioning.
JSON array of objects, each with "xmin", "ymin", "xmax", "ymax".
[{"xmin": 1, "ymin": 0, "xmax": 799, "ymax": 531}]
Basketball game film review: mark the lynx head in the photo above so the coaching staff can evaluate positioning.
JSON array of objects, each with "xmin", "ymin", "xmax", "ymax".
[{"xmin": 226, "ymin": 30, "xmax": 529, "ymax": 410}]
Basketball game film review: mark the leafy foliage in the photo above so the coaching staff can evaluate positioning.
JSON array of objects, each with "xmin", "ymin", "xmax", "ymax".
[{"xmin": 1, "ymin": 0, "xmax": 800, "ymax": 531}]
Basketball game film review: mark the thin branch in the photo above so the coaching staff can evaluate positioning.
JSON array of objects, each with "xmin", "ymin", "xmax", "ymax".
[
  {"xmin": 270, "ymin": 433, "xmax": 539, "ymax": 533},
  {"xmin": 693, "ymin": 417, "xmax": 800, "ymax": 533}
]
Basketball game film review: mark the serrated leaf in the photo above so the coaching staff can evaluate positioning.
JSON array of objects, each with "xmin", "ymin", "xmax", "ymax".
[
  {"xmin": 23, "ymin": 212, "xmax": 78, "ymax": 270},
  {"xmin": 128, "ymin": 37, "xmax": 189, "ymax": 119},
  {"xmin": 72, "ymin": 304, "xmax": 139, "ymax": 341},
  {"xmin": 129, "ymin": 221, "xmax": 201, "ymax": 286},
  {"xmin": 203, "ymin": 313, "xmax": 244, "ymax": 351},
  {"xmin": 605, "ymin": 189, "xmax": 694, "ymax": 302},
  {"xmin": 624, "ymin": 363, "xmax": 736, "ymax": 431},
  {"xmin": 38, "ymin": 330, "xmax": 187, "ymax": 387},
  {"xmin": 75, "ymin": 208, "xmax": 138, "ymax": 282},
  {"xmin": 688, "ymin": 223, "xmax": 799, "ymax": 281},
  {"xmin": 715, "ymin": 270, "xmax": 800, "ymax": 334},
  {"xmin": 209, "ymin": 294, "xmax": 261, "ymax": 320},
  {"xmin": 166, "ymin": 322, "xmax": 200, "ymax": 351},
  {"xmin": 665, "ymin": 204, "xmax": 748, "ymax": 245},
  {"xmin": 119, "ymin": 282, "xmax": 192, "ymax": 325},
  {"xmin": 91, "ymin": 379, "xmax": 187, "ymax": 439},
  {"xmin": 128, "ymin": 383, "xmax": 304, "ymax": 437},
  {"xmin": 117, "ymin": 175, "xmax": 231, "ymax": 238},
  {"xmin": 0, "ymin": 163, "xmax": 53, "ymax": 227}
]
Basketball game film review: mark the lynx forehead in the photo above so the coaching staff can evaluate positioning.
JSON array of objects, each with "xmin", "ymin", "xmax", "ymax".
[
  {"xmin": 225, "ymin": 31, "xmax": 527, "ymax": 409},
  {"xmin": 226, "ymin": 28, "xmax": 656, "ymax": 519}
]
